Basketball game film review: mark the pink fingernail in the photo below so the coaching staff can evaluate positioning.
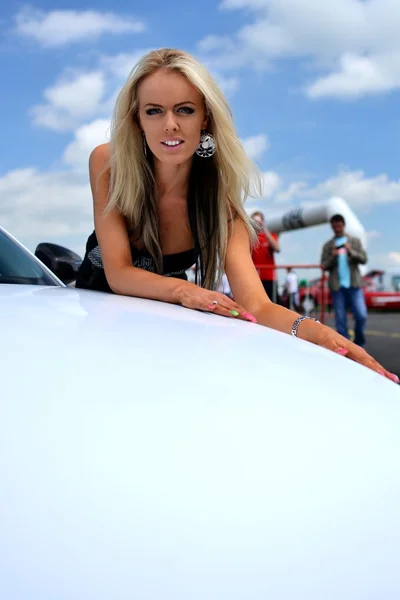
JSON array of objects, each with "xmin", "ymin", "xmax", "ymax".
[
  {"xmin": 208, "ymin": 304, "xmax": 216, "ymax": 309},
  {"xmin": 390, "ymin": 373, "xmax": 399, "ymax": 383},
  {"xmin": 378, "ymin": 370, "xmax": 385, "ymax": 376},
  {"xmin": 243, "ymin": 311, "xmax": 257, "ymax": 323},
  {"xmin": 336, "ymin": 348, "xmax": 348, "ymax": 356}
]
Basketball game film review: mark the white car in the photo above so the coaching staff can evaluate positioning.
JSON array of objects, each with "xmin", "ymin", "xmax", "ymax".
[{"xmin": 1, "ymin": 226, "xmax": 400, "ymax": 599}]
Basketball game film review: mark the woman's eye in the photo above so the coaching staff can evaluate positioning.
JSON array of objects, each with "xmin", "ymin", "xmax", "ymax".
[
  {"xmin": 146, "ymin": 108, "xmax": 162, "ymax": 115},
  {"xmin": 145, "ymin": 106, "xmax": 194, "ymax": 116}
]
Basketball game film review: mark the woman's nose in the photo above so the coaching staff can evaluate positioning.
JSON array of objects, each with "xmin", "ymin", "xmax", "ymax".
[{"xmin": 164, "ymin": 111, "xmax": 179, "ymax": 132}]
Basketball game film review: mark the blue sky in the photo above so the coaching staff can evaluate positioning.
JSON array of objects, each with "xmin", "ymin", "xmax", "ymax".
[{"xmin": 1, "ymin": 0, "xmax": 400, "ymax": 279}]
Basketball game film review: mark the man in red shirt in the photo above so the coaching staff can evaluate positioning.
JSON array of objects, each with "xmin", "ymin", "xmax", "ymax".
[{"xmin": 251, "ymin": 211, "xmax": 280, "ymax": 302}]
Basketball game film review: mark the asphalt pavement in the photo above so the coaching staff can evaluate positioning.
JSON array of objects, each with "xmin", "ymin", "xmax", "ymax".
[{"xmin": 322, "ymin": 311, "xmax": 400, "ymax": 377}]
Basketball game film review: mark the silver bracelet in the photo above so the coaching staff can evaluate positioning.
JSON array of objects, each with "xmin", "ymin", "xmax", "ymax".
[{"xmin": 291, "ymin": 315, "xmax": 320, "ymax": 337}]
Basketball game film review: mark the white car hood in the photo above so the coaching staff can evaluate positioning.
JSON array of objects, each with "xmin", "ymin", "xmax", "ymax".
[{"xmin": 1, "ymin": 285, "xmax": 400, "ymax": 599}]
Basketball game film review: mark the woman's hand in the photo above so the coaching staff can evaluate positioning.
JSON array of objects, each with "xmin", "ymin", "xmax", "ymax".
[
  {"xmin": 307, "ymin": 322, "xmax": 399, "ymax": 384},
  {"xmin": 177, "ymin": 282, "xmax": 257, "ymax": 323}
]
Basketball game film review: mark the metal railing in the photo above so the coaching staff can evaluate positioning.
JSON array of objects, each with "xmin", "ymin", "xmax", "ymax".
[{"xmin": 255, "ymin": 263, "xmax": 327, "ymax": 324}]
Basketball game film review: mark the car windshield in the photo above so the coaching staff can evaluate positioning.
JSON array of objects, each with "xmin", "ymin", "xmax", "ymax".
[{"xmin": 0, "ymin": 229, "xmax": 62, "ymax": 286}]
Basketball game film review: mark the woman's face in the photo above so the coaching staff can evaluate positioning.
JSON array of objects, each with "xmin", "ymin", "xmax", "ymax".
[{"xmin": 137, "ymin": 68, "xmax": 208, "ymax": 164}]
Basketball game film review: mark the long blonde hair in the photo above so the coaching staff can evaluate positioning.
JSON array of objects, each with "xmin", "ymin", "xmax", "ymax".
[{"xmin": 107, "ymin": 48, "xmax": 262, "ymax": 289}]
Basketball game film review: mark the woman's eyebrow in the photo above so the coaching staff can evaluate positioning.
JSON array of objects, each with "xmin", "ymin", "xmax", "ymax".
[{"xmin": 144, "ymin": 101, "xmax": 196, "ymax": 108}]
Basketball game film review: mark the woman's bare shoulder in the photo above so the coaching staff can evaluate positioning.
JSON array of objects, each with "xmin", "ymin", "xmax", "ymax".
[{"xmin": 89, "ymin": 143, "xmax": 111, "ymax": 168}]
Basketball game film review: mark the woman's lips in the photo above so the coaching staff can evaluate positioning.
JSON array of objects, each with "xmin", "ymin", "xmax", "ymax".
[{"xmin": 160, "ymin": 140, "xmax": 185, "ymax": 151}]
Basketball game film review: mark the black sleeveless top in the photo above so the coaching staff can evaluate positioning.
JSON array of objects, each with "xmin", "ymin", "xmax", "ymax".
[{"xmin": 76, "ymin": 231, "xmax": 198, "ymax": 293}]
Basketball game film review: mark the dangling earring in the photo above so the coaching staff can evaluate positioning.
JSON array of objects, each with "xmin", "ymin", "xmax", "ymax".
[
  {"xmin": 143, "ymin": 132, "xmax": 147, "ymax": 157},
  {"xmin": 196, "ymin": 131, "xmax": 216, "ymax": 158}
]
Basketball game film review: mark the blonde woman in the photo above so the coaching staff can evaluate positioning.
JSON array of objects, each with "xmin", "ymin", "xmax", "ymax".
[{"xmin": 76, "ymin": 48, "xmax": 397, "ymax": 383}]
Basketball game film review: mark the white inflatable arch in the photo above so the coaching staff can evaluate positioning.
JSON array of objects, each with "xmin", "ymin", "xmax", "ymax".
[{"xmin": 251, "ymin": 196, "xmax": 367, "ymax": 251}]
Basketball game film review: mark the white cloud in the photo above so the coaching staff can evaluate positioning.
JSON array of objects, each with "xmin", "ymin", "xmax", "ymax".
[
  {"xmin": 199, "ymin": 0, "xmax": 400, "ymax": 99},
  {"xmin": 0, "ymin": 167, "xmax": 92, "ymax": 248},
  {"xmin": 250, "ymin": 168, "xmax": 400, "ymax": 210},
  {"xmin": 367, "ymin": 230, "xmax": 382, "ymax": 240},
  {"xmin": 221, "ymin": 0, "xmax": 266, "ymax": 8},
  {"xmin": 275, "ymin": 181, "xmax": 308, "ymax": 204},
  {"xmin": 242, "ymin": 133, "xmax": 269, "ymax": 160},
  {"xmin": 213, "ymin": 73, "xmax": 240, "ymax": 95},
  {"xmin": 15, "ymin": 7, "xmax": 145, "ymax": 47},
  {"xmin": 31, "ymin": 71, "xmax": 107, "ymax": 132},
  {"xmin": 63, "ymin": 119, "xmax": 111, "ymax": 170},
  {"xmin": 307, "ymin": 53, "xmax": 400, "ymax": 99},
  {"xmin": 31, "ymin": 49, "xmax": 154, "ymax": 133},
  {"xmin": 261, "ymin": 171, "xmax": 282, "ymax": 198},
  {"xmin": 388, "ymin": 252, "xmax": 400, "ymax": 266},
  {"xmin": 370, "ymin": 252, "xmax": 400, "ymax": 269},
  {"xmin": 299, "ymin": 170, "xmax": 400, "ymax": 208},
  {"xmin": 100, "ymin": 50, "xmax": 150, "ymax": 80}
]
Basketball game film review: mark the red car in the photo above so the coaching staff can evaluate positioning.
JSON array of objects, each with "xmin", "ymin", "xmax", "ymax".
[{"xmin": 299, "ymin": 270, "xmax": 400, "ymax": 313}]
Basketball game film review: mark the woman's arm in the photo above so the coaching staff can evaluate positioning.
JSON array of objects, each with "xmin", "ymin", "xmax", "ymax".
[
  {"xmin": 90, "ymin": 144, "xmax": 186, "ymax": 303},
  {"xmin": 225, "ymin": 220, "xmax": 308, "ymax": 334},
  {"xmin": 225, "ymin": 219, "xmax": 397, "ymax": 382}
]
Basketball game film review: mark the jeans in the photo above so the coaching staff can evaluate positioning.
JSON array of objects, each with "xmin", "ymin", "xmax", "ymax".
[{"xmin": 331, "ymin": 287, "xmax": 367, "ymax": 347}]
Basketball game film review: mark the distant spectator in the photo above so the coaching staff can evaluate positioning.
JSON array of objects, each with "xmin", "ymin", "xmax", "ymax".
[
  {"xmin": 285, "ymin": 267, "xmax": 299, "ymax": 311},
  {"xmin": 321, "ymin": 214, "xmax": 368, "ymax": 347},
  {"xmin": 251, "ymin": 211, "xmax": 280, "ymax": 302}
]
